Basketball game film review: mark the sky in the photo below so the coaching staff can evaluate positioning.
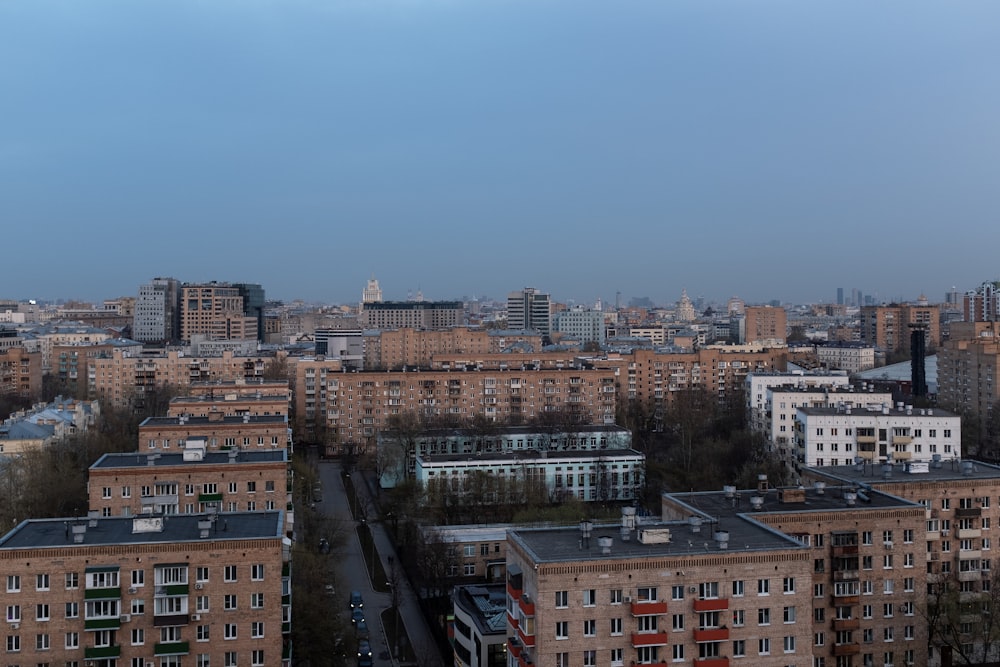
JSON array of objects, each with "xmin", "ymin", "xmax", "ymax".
[{"xmin": 2, "ymin": 1, "xmax": 1000, "ymax": 308}]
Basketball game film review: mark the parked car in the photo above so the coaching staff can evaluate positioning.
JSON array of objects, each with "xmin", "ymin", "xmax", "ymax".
[
  {"xmin": 357, "ymin": 638, "xmax": 372, "ymax": 658},
  {"xmin": 351, "ymin": 608, "xmax": 365, "ymax": 625},
  {"xmin": 357, "ymin": 657, "xmax": 373, "ymax": 667},
  {"xmin": 355, "ymin": 619, "xmax": 369, "ymax": 639},
  {"xmin": 350, "ymin": 590, "xmax": 364, "ymax": 609}
]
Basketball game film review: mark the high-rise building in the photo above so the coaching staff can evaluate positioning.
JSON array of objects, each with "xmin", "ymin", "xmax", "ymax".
[
  {"xmin": 837, "ymin": 286, "xmax": 844, "ymax": 305},
  {"xmin": 133, "ymin": 277, "xmax": 181, "ymax": 343},
  {"xmin": 676, "ymin": 289, "xmax": 696, "ymax": 322},
  {"xmin": 507, "ymin": 287, "xmax": 551, "ymax": 335},
  {"xmin": 859, "ymin": 301, "xmax": 940, "ymax": 355},
  {"xmin": 964, "ymin": 280, "xmax": 1000, "ymax": 322},
  {"xmin": 743, "ymin": 305, "xmax": 787, "ymax": 344},
  {"xmin": 553, "ymin": 307, "xmax": 605, "ymax": 346},
  {"xmin": 235, "ymin": 283, "xmax": 266, "ymax": 342},
  {"xmin": 180, "ymin": 282, "xmax": 258, "ymax": 343},
  {"xmin": 362, "ymin": 276, "xmax": 383, "ymax": 304},
  {"xmin": 359, "ymin": 301, "xmax": 464, "ymax": 330}
]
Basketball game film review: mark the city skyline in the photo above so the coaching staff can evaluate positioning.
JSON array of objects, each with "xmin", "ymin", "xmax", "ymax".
[{"xmin": 3, "ymin": 1, "xmax": 999, "ymax": 305}]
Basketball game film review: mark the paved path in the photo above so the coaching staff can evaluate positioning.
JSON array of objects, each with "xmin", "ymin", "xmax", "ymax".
[{"xmin": 319, "ymin": 460, "xmax": 444, "ymax": 667}]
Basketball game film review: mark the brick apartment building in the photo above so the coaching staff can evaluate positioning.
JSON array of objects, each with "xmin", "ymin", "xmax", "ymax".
[
  {"xmin": 180, "ymin": 283, "xmax": 258, "ymax": 343},
  {"xmin": 937, "ymin": 321, "xmax": 1000, "ymax": 418},
  {"xmin": 744, "ymin": 305, "xmax": 788, "ymax": 344},
  {"xmin": 138, "ymin": 415, "xmax": 291, "ymax": 453},
  {"xmin": 860, "ymin": 302, "xmax": 940, "ymax": 355},
  {"xmin": 168, "ymin": 390, "xmax": 290, "ymax": 421},
  {"xmin": 88, "ymin": 445, "xmax": 289, "ymax": 517},
  {"xmin": 0, "ymin": 346, "xmax": 41, "ymax": 401},
  {"xmin": 0, "ymin": 511, "xmax": 290, "ymax": 667},
  {"xmin": 360, "ymin": 301, "xmax": 464, "ymax": 330},
  {"xmin": 366, "ymin": 327, "xmax": 543, "ymax": 370}
]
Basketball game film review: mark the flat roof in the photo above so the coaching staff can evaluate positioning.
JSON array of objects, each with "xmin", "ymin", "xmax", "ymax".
[
  {"xmin": 140, "ymin": 415, "xmax": 288, "ymax": 427},
  {"xmin": 170, "ymin": 394, "xmax": 289, "ymax": 404},
  {"xmin": 807, "ymin": 460, "xmax": 1000, "ymax": 485},
  {"xmin": 797, "ymin": 405, "xmax": 959, "ymax": 418},
  {"xmin": 509, "ymin": 515, "xmax": 803, "ymax": 564},
  {"xmin": 669, "ymin": 485, "xmax": 922, "ymax": 518},
  {"xmin": 91, "ymin": 449, "xmax": 287, "ymax": 470},
  {"xmin": 394, "ymin": 424, "xmax": 629, "ymax": 439},
  {"xmin": 418, "ymin": 449, "xmax": 644, "ymax": 465},
  {"xmin": 0, "ymin": 511, "xmax": 285, "ymax": 550}
]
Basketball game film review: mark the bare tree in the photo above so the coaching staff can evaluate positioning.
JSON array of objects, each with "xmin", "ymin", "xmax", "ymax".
[{"xmin": 925, "ymin": 566, "xmax": 1000, "ymax": 665}]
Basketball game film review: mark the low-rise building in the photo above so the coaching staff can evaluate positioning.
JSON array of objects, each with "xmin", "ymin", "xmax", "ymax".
[
  {"xmin": 453, "ymin": 584, "xmax": 507, "ymax": 667},
  {"xmin": 138, "ymin": 415, "xmax": 291, "ymax": 452}
]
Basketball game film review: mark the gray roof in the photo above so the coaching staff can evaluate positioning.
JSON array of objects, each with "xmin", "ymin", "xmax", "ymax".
[
  {"xmin": 669, "ymin": 485, "xmax": 922, "ymax": 518},
  {"xmin": 0, "ymin": 511, "xmax": 285, "ymax": 550},
  {"xmin": 418, "ymin": 448, "xmax": 643, "ymax": 465},
  {"xmin": 855, "ymin": 355, "xmax": 937, "ymax": 393},
  {"xmin": 140, "ymin": 415, "xmax": 288, "ymax": 427},
  {"xmin": 807, "ymin": 459, "xmax": 1000, "ymax": 486},
  {"xmin": 0, "ymin": 421, "xmax": 55, "ymax": 440},
  {"xmin": 454, "ymin": 584, "xmax": 508, "ymax": 636},
  {"xmin": 91, "ymin": 449, "xmax": 287, "ymax": 470}
]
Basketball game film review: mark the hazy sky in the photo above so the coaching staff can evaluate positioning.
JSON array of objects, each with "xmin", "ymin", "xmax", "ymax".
[{"xmin": 2, "ymin": 1, "xmax": 999, "ymax": 307}]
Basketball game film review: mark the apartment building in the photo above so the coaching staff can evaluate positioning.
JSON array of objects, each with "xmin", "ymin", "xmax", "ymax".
[
  {"xmin": 368, "ymin": 328, "xmax": 543, "ymax": 371},
  {"xmin": 764, "ymin": 387, "xmax": 895, "ymax": 465},
  {"xmin": 744, "ymin": 305, "xmax": 788, "ymax": 344},
  {"xmin": 52, "ymin": 340, "xmax": 143, "ymax": 397},
  {"xmin": 168, "ymin": 390, "xmax": 289, "ymax": 421},
  {"xmin": 506, "ymin": 508, "xmax": 815, "ymax": 667},
  {"xmin": 287, "ymin": 355, "xmax": 342, "ymax": 442},
  {"xmin": 794, "ymin": 405, "xmax": 961, "ymax": 468},
  {"xmin": 88, "ymin": 445, "xmax": 289, "ymax": 517},
  {"xmin": 25, "ymin": 324, "xmax": 113, "ymax": 372},
  {"xmin": 180, "ymin": 282, "xmax": 258, "ymax": 343},
  {"xmin": 0, "ymin": 345, "xmax": 41, "ymax": 400},
  {"xmin": 746, "ymin": 372, "xmax": 853, "ymax": 433},
  {"xmin": 424, "ymin": 525, "xmax": 511, "ymax": 584},
  {"xmin": 138, "ymin": 415, "xmax": 291, "ymax": 452},
  {"xmin": 663, "ymin": 484, "xmax": 928, "ymax": 667},
  {"xmin": 320, "ymin": 369, "xmax": 616, "ymax": 455},
  {"xmin": 360, "ymin": 301, "xmax": 465, "ymax": 330},
  {"xmin": 553, "ymin": 308, "xmax": 606, "ymax": 346},
  {"xmin": 937, "ymin": 321, "xmax": 1000, "ymax": 418},
  {"xmin": 860, "ymin": 303, "xmax": 940, "ymax": 355},
  {"xmin": 815, "ymin": 342, "xmax": 877, "ymax": 374},
  {"xmin": 89, "ymin": 349, "xmax": 281, "ymax": 410},
  {"xmin": 134, "ymin": 277, "xmax": 181, "ymax": 343},
  {"xmin": 428, "ymin": 350, "xmax": 585, "ymax": 372},
  {"xmin": 0, "ymin": 511, "xmax": 290, "ymax": 667},
  {"xmin": 803, "ymin": 459, "xmax": 1000, "ymax": 666}
]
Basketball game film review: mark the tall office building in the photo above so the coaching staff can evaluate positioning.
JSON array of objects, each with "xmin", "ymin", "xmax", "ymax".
[
  {"xmin": 133, "ymin": 277, "xmax": 181, "ymax": 343},
  {"xmin": 837, "ymin": 287, "xmax": 844, "ymax": 305},
  {"xmin": 507, "ymin": 287, "xmax": 551, "ymax": 335},
  {"xmin": 362, "ymin": 276, "xmax": 383, "ymax": 304},
  {"xmin": 180, "ymin": 282, "xmax": 258, "ymax": 343},
  {"xmin": 235, "ymin": 283, "xmax": 266, "ymax": 342}
]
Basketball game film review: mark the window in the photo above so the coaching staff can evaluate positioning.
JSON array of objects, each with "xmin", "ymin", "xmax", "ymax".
[
  {"xmin": 65, "ymin": 602, "xmax": 79, "ymax": 619},
  {"xmin": 783, "ymin": 636, "xmax": 796, "ymax": 653},
  {"xmin": 758, "ymin": 579, "xmax": 770, "ymax": 595},
  {"xmin": 251, "ymin": 649, "xmax": 265, "ymax": 666},
  {"xmin": 197, "ymin": 655, "xmax": 210, "ymax": 667},
  {"xmin": 65, "ymin": 572, "xmax": 79, "ymax": 589},
  {"xmin": 732, "ymin": 609, "xmax": 745, "ymax": 627},
  {"xmin": 196, "ymin": 596, "xmax": 209, "ymax": 612},
  {"xmin": 732, "ymin": 580, "xmax": 745, "ymax": 597},
  {"xmin": 814, "ymin": 632, "xmax": 825, "ymax": 646},
  {"xmin": 672, "ymin": 645, "xmax": 684, "ymax": 661},
  {"xmin": 862, "ymin": 531, "xmax": 873, "ymax": 545},
  {"xmin": 462, "ymin": 545, "xmax": 475, "ymax": 557},
  {"xmin": 637, "ymin": 586, "xmax": 657, "ymax": 602},
  {"xmin": 225, "ymin": 652, "xmax": 237, "ymax": 667},
  {"xmin": 228, "ymin": 482, "xmax": 237, "ymax": 493},
  {"xmin": 610, "ymin": 588, "xmax": 623, "ymax": 605},
  {"xmin": 884, "ymin": 579, "xmax": 894, "ymax": 594},
  {"xmin": 6, "ymin": 635, "xmax": 19, "ymax": 652},
  {"xmin": 556, "ymin": 653, "xmax": 569, "ymax": 667},
  {"xmin": 35, "ymin": 603, "xmax": 49, "ymax": 621},
  {"xmin": 251, "ymin": 593, "xmax": 264, "ymax": 609},
  {"xmin": 197, "ymin": 625, "xmax": 210, "ymax": 642},
  {"xmin": 5, "ymin": 605, "xmax": 20, "ymax": 622},
  {"xmin": 672, "ymin": 614, "xmax": 684, "ymax": 631},
  {"xmin": 555, "ymin": 591, "xmax": 568, "ymax": 608},
  {"xmin": 131, "ymin": 569, "xmax": 144, "ymax": 587},
  {"xmin": 699, "ymin": 582, "xmax": 719, "ymax": 599},
  {"xmin": 65, "ymin": 632, "xmax": 79, "ymax": 649},
  {"xmin": 783, "ymin": 606, "xmax": 796, "ymax": 623},
  {"xmin": 6, "ymin": 575, "xmax": 20, "ymax": 592},
  {"xmin": 759, "ymin": 637, "xmax": 770, "ymax": 655},
  {"xmin": 251, "ymin": 622, "xmax": 264, "ymax": 638},
  {"xmin": 583, "ymin": 619, "xmax": 596, "ymax": 637},
  {"xmin": 814, "ymin": 607, "xmax": 825, "ymax": 622},
  {"xmin": 555, "ymin": 621, "xmax": 568, "ymax": 639},
  {"xmin": 759, "ymin": 608, "xmax": 771, "ymax": 625},
  {"xmin": 247, "ymin": 481, "xmax": 256, "ymax": 493},
  {"xmin": 224, "ymin": 595, "xmax": 237, "ymax": 610},
  {"xmin": 131, "ymin": 628, "xmax": 144, "ymax": 645},
  {"xmin": 782, "ymin": 577, "xmax": 795, "ymax": 594},
  {"xmin": 583, "ymin": 589, "xmax": 596, "ymax": 606},
  {"xmin": 671, "ymin": 585, "xmax": 685, "ymax": 600},
  {"xmin": 733, "ymin": 639, "xmax": 746, "ymax": 657},
  {"xmin": 224, "ymin": 565, "xmax": 237, "ymax": 582},
  {"xmin": 611, "ymin": 648, "xmax": 623, "ymax": 665},
  {"xmin": 637, "ymin": 616, "xmax": 659, "ymax": 633},
  {"xmin": 463, "ymin": 564, "xmax": 476, "ymax": 576},
  {"xmin": 610, "ymin": 618, "xmax": 623, "ymax": 636},
  {"xmin": 196, "ymin": 567, "xmax": 209, "ymax": 583},
  {"xmin": 224, "ymin": 623, "xmax": 237, "ymax": 640}
]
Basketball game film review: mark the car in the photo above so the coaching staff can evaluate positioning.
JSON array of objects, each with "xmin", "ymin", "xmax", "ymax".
[
  {"xmin": 349, "ymin": 590, "xmax": 364, "ymax": 609},
  {"xmin": 355, "ymin": 619, "xmax": 369, "ymax": 639},
  {"xmin": 357, "ymin": 638, "xmax": 372, "ymax": 658},
  {"xmin": 357, "ymin": 657, "xmax": 373, "ymax": 667},
  {"xmin": 351, "ymin": 608, "xmax": 365, "ymax": 625}
]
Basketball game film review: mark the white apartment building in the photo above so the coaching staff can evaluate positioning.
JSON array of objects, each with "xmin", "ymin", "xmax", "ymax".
[
  {"xmin": 763, "ymin": 387, "xmax": 893, "ymax": 464},
  {"xmin": 816, "ymin": 341, "xmax": 877, "ymax": 373},
  {"xmin": 794, "ymin": 404, "xmax": 961, "ymax": 467},
  {"xmin": 746, "ymin": 371, "xmax": 851, "ymax": 431}
]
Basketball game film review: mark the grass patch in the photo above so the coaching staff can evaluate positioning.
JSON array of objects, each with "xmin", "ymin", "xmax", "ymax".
[{"xmin": 380, "ymin": 606, "xmax": 417, "ymax": 663}]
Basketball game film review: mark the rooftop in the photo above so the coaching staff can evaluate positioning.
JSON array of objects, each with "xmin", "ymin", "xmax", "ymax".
[
  {"xmin": 797, "ymin": 405, "xmax": 958, "ymax": 418},
  {"xmin": 808, "ymin": 459, "xmax": 1000, "ymax": 485},
  {"xmin": 139, "ymin": 415, "xmax": 288, "ymax": 427},
  {"xmin": 454, "ymin": 584, "xmax": 508, "ymax": 636},
  {"xmin": 91, "ymin": 448, "xmax": 287, "ymax": 470},
  {"xmin": 418, "ymin": 448, "xmax": 644, "ymax": 465},
  {"xmin": 668, "ymin": 484, "xmax": 922, "ymax": 519},
  {"xmin": 0, "ymin": 511, "xmax": 285, "ymax": 550}
]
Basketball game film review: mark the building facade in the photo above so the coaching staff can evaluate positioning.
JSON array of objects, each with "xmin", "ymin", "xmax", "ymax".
[
  {"xmin": 138, "ymin": 415, "xmax": 291, "ymax": 452},
  {"xmin": 937, "ymin": 321, "xmax": 1000, "ymax": 418},
  {"xmin": 506, "ymin": 288, "xmax": 551, "ymax": 336},
  {"xmin": 180, "ymin": 282, "xmax": 258, "ymax": 343},
  {"xmin": 133, "ymin": 277, "xmax": 181, "ymax": 343},
  {"xmin": 360, "ymin": 301, "xmax": 464, "ymax": 330},
  {"xmin": 743, "ymin": 305, "xmax": 788, "ymax": 344},
  {"xmin": 859, "ymin": 303, "xmax": 941, "ymax": 355}
]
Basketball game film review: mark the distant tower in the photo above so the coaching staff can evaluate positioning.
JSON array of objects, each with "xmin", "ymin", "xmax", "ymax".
[
  {"xmin": 727, "ymin": 296, "xmax": 745, "ymax": 316},
  {"xmin": 837, "ymin": 287, "xmax": 844, "ymax": 305},
  {"xmin": 507, "ymin": 287, "xmax": 552, "ymax": 335},
  {"xmin": 677, "ymin": 289, "xmax": 696, "ymax": 322},
  {"xmin": 910, "ymin": 323, "xmax": 928, "ymax": 397},
  {"xmin": 362, "ymin": 276, "xmax": 382, "ymax": 304}
]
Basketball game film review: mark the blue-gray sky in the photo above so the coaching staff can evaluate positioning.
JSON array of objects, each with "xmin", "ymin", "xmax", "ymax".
[{"xmin": 2, "ymin": 1, "xmax": 999, "ymax": 307}]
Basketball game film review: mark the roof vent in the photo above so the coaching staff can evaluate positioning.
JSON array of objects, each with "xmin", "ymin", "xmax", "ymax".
[
  {"xmin": 598, "ymin": 536, "xmax": 614, "ymax": 556},
  {"xmin": 621, "ymin": 506, "xmax": 637, "ymax": 531},
  {"xmin": 713, "ymin": 530, "xmax": 729, "ymax": 550},
  {"xmin": 723, "ymin": 485, "xmax": 737, "ymax": 498},
  {"xmin": 749, "ymin": 496, "xmax": 764, "ymax": 510},
  {"xmin": 87, "ymin": 510, "xmax": 100, "ymax": 528},
  {"xmin": 813, "ymin": 481, "xmax": 826, "ymax": 495},
  {"xmin": 689, "ymin": 516, "xmax": 703, "ymax": 533},
  {"xmin": 962, "ymin": 460, "xmax": 974, "ymax": 476},
  {"xmin": 845, "ymin": 491, "xmax": 857, "ymax": 506}
]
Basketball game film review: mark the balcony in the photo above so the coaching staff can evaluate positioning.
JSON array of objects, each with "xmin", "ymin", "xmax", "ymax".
[
  {"xmin": 832, "ymin": 544, "xmax": 859, "ymax": 556},
  {"xmin": 833, "ymin": 569, "xmax": 860, "ymax": 582},
  {"xmin": 833, "ymin": 618, "xmax": 860, "ymax": 631},
  {"xmin": 693, "ymin": 660, "xmax": 729, "ymax": 667},
  {"xmin": 631, "ymin": 599, "xmax": 668, "ymax": 616},
  {"xmin": 631, "ymin": 631, "xmax": 669, "ymax": 647},
  {"xmin": 84, "ymin": 617, "xmax": 122, "ymax": 631},
  {"xmin": 958, "ymin": 528, "xmax": 982, "ymax": 540},
  {"xmin": 956, "ymin": 507, "xmax": 982, "ymax": 519},
  {"xmin": 693, "ymin": 598, "xmax": 729, "ymax": 612},
  {"xmin": 693, "ymin": 627, "xmax": 729, "ymax": 642},
  {"xmin": 832, "ymin": 643, "xmax": 861, "ymax": 656},
  {"xmin": 519, "ymin": 596, "xmax": 535, "ymax": 616},
  {"xmin": 85, "ymin": 645, "xmax": 122, "ymax": 659},
  {"xmin": 959, "ymin": 570, "xmax": 982, "ymax": 582},
  {"xmin": 154, "ymin": 641, "xmax": 190, "ymax": 656},
  {"xmin": 516, "ymin": 625, "xmax": 535, "ymax": 648}
]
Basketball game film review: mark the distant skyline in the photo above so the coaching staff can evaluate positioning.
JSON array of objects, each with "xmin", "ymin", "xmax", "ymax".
[{"xmin": 3, "ymin": 1, "xmax": 999, "ymax": 306}]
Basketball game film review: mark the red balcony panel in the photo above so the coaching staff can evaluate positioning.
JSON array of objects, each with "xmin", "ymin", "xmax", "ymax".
[
  {"xmin": 516, "ymin": 625, "xmax": 535, "ymax": 648},
  {"xmin": 631, "ymin": 632, "xmax": 669, "ymax": 647},
  {"xmin": 517, "ymin": 652, "xmax": 534, "ymax": 667},
  {"xmin": 693, "ymin": 598, "xmax": 729, "ymax": 612},
  {"xmin": 506, "ymin": 611, "xmax": 519, "ymax": 629},
  {"xmin": 631, "ymin": 600, "xmax": 668, "ymax": 616},
  {"xmin": 694, "ymin": 659, "xmax": 729, "ymax": 667},
  {"xmin": 508, "ymin": 640, "xmax": 522, "ymax": 658},
  {"xmin": 832, "ymin": 643, "xmax": 861, "ymax": 657},
  {"xmin": 693, "ymin": 628, "xmax": 730, "ymax": 642},
  {"xmin": 507, "ymin": 582, "xmax": 522, "ymax": 601},
  {"xmin": 519, "ymin": 598, "xmax": 535, "ymax": 616}
]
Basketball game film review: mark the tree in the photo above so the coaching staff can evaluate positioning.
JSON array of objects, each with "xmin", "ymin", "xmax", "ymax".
[{"xmin": 925, "ymin": 567, "xmax": 1000, "ymax": 665}]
